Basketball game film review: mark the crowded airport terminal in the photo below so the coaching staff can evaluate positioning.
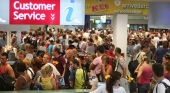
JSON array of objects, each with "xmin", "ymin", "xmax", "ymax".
[{"xmin": 0, "ymin": 0, "xmax": 170, "ymax": 93}]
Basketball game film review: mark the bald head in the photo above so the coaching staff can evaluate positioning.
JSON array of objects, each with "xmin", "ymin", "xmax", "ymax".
[{"xmin": 66, "ymin": 49, "xmax": 73, "ymax": 59}]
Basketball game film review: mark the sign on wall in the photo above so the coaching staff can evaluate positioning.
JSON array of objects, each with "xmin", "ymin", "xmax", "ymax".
[
  {"xmin": 85, "ymin": 0, "xmax": 148, "ymax": 15},
  {"xmin": 0, "ymin": 0, "xmax": 85, "ymax": 25}
]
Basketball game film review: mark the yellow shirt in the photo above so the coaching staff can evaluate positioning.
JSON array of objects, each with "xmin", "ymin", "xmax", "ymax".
[{"xmin": 38, "ymin": 77, "xmax": 53, "ymax": 90}]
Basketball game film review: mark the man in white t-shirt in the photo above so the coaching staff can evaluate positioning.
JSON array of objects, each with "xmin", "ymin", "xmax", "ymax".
[
  {"xmin": 42, "ymin": 53, "xmax": 60, "ymax": 77},
  {"xmin": 152, "ymin": 63, "xmax": 170, "ymax": 93}
]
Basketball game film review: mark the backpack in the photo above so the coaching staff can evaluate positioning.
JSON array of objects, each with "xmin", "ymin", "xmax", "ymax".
[
  {"xmin": 156, "ymin": 82, "xmax": 170, "ymax": 93},
  {"xmin": 35, "ymin": 77, "xmax": 43, "ymax": 90},
  {"xmin": 128, "ymin": 53, "xmax": 140, "ymax": 78},
  {"xmin": 0, "ymin": 74, "xmax": 16, "ymax": 91}
]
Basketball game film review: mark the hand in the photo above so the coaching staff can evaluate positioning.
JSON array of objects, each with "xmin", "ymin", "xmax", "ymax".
[{"xmin": 59, "ymin": 75, "xmax": 64, "ymax": 78}]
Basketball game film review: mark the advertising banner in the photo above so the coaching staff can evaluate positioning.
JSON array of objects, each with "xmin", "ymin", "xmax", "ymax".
[
  {"xmin": 0, "ymin": 0, "xmax": 85, "ymax": 25},
  {"xmin": 85, "ymin": 0, "xmax": 148, "ymax": 15}
]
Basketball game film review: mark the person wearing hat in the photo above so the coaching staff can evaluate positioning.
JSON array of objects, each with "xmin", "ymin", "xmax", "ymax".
[{"xmin": 23, "ymin": 58, "xmax": 35, "ymax": 79}]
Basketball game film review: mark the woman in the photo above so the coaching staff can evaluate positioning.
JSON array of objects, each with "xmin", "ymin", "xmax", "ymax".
[
  {"xmin": 101, "ymin": 55, "xmax": 112, "ymax": 81},
  {"xmin": 72, "ymin": 49, "xmax": 82, "ymax": 68},
  {"xmin": 164, "ymin": 61, "xmax": 170, "ymax": 80},
  {"xmin": 37, "ymin": 65, "xmax": 56, "ymax": 90},
  {"xmin": 162, "ymin": 54, "xmax": 170, "ymax": 80},
  {"xmin": 162, "ymin": 54, "xmax": 170, "ymax": 66},
  {"xmin": 15, "ymin": 62, "xmax": 31, "ymax": 90},
  {"xmin": 90, "ymin": 71, "xmax": 126, "ymax": 93},
  {"xmin": 31, "ymin": 58, "xmax": 43, "ymax": 83},
  {"xmin": 23, "ymin": 58, "xmax": 35, "ymax": 80},
  {"xmin": 135, "ymin": 55, "xmax": 152, "ymax": 93}
]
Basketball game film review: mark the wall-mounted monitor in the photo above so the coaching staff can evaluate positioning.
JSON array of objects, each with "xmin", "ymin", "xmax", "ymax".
[
  {"xmin": 100, "ymin": 15, "xmax": 106, "ymax": 23},
  {"xmin": 95, "ymin": 20, "xmax": 100, "ymax": 24},
  {"xmin": 90, "ymin": 19, "xmax": 94, "ymax": 23},
  {"xmin": 106, "ymin": 20, "xmax": 111, "ymax": 24}
]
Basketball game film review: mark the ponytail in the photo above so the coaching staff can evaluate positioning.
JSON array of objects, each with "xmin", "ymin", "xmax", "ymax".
[
  {"xmin": 106, "ymin": 71, "xmax": 121, "ymax": 93},
  {"xmin": 106, "ymin": 77, "xmax": 113, "ymax": 93},
  {"xmin": 41, "ymin": 65, "xmax": 53, "ymax": 77}
]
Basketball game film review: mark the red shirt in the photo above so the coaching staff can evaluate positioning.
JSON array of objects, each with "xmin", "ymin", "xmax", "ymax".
[
  {"xmin": 52, "ymin": 56, "xmax": 66, "ymax": 75},
  {"xmin": 0, "ymin": 63, "xmax": 8, "ymax": 75},
  {"xmin": 105, "ymin": 51, "xmax": 115, "ymax": 68}
]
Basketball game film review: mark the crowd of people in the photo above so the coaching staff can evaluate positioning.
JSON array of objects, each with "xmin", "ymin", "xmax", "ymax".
[{"xmin": 0, "ymin": 28, "xmax": 169, "ymax": 93}]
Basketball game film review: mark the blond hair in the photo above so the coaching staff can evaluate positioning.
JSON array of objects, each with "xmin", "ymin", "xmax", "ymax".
[
  {"xmin": 89, "ymin": 53, "xmax": 97, "ymax": 60},
  {"xmin": 23, "ymin": 58, "xmax": 31, "ymax": 66},
  {"xmin": 41, "ymin": 65, "xmax": 53, "ymax": 77}
]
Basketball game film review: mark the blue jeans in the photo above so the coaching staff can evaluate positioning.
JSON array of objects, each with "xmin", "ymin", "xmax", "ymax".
[{"xmin": 138, "ymin": 84, "xmax": 150, "ymax": 93}]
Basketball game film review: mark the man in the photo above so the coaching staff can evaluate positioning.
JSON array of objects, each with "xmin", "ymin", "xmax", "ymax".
[
  {"xmin": 48, "ymin": 40, "xmax": 54, "ymax": 55},
  {"xmin": 51, "ymin": 47, "xmax": 66, "ymax": 78},
  {"xmin": 42, "ymin": 53, "xmax": 60, "ymax": 77},
  {"xmin": 135, "ymin": 46, "xmax": 147, "ymax": 64},
  {"xmin": 0, "ymin": 52, "xmax": 15, "ymax": 78},
  {"xmin": 152, "ymin": 41, "xmax": 169, "ymax": 63},
  {"xmin": 69, "ymin": 59, "xmax": 89, "ymax": 89},
  {"xmin": 152, "ymin": 63, "xmax": 170, "ymax": 93},
  {"xmin": 0, "ymin": 33, "xmax": 7, "ymax": 47},
  {"xmin": 133, "ymin": 37, "xmax": 144, "ymax": 57},
  {"xmin": 89, "ymin": 45, "xmax": 104, "ymax": 82},
  {"xmin": 115, "ymin": 47, "xmax": 127, "ymax": 78},
  {"xmin": 64, "ymin": 49, "xmax": 74, "ymax": 87},
  {"xmin": 12, "ymin": 51, "xmax": 26, "ymax": 79},
  {"xmin": 105, "ymin": 44, "xmax": 115, "ymax": 69}
]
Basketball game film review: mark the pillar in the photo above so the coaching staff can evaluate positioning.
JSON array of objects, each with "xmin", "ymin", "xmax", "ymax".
[
  {"xmin": 112, "ymin": 14, "xmax": 128, "ymax": 59},
  {"xmin": 6, "ymin": 31, "xmax": 11, "ymax": 49},
  {"xmin": 16, "ymin": 31, "xmax": 21, "ymax": 47}
]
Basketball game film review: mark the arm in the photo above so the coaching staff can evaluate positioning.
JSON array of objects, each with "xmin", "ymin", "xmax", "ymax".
[
  {"xmin": 134, "ymin": 63, "xmax": 142, "ymax": 73},
  {"xmin": 101, "ymin": 65, "xmax": 112, "ymax": 77},
  {"xmin": 6, "ymin": 65, "xmax": 15, "ymax": 79},
  {"xmin": 89, "ymin": 63, "xmax": 96, "ymax": 70},
  {"xmin": 51, "ymin": 78, "xmax": 56, "ymax": 90},
  {"xmin": 123, "ymin": 67, "xmax": 127, "ymax": 78},
  {"xmin": 136, "ymin": 66, "xmax": 144, "ymax": 83},
  {"xmin": 152, "ymin": 53, "xmax": 157, "ymax": 60},
  {"xmin": 14, "ymin": 77, "xmax": 23, "ymax": 91},
  {"xmin": 89, "ymin": 58, "xmax": 97, "ymax": 70},
  {"xmin": 61, "ymin": 64, "xmax": 66, "ymax": 78},
  {"xmin": 132, "ymin": 48, "xmax": 136, "ymax": 57}
]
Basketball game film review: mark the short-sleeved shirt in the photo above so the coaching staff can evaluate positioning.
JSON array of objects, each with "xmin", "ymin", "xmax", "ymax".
[
  {"xmin": 116, "ymin": 57, "xmax": 126, "ymax": 75},
  {"xmin": 133, "ymin": 43, "xmax": 141, "ymax": 54},
  {"xmin": 92, "ymin": 56, "xmax": 102, "ymax": 76},
  {"xmin": 48, "ymin": 44, "xmax": 53, "ymax": 55},
  {"xmin": 156, "ymin": 48, "xmax": 169, "ymax": 63},
  {"xmin": 153, "ymin": 78, "xmax": 170, "ymax": 93},
  {"xmin": 105, "ymin": 51, "xmax": 115, "ymax": 68},
  {"xmin": 52, "ymin": 56, "xmax": 66, "ymax": 75}
]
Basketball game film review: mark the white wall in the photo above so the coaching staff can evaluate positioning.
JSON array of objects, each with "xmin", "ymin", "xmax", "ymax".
[{"xmin": 0, "ymin": 25, "xmax": 30, "ymax": 31}]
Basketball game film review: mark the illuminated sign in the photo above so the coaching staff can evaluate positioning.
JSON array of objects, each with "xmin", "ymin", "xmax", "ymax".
[{"xmin": 0, "ymin": 0, "xmax": 85, "ymax": 25}]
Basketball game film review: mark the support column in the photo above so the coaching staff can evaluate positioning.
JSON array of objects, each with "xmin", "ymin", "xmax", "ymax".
[
  {"xmin": 112, "ymin": 14, "xmax": 128, "ymax": 58},
  {"xmin": 6, "ymin": 31, "xmax": 11, "ymax": 49},
  {"xmin": 17, "ymin": 31, "xmax": 21, "ymax": 47}
]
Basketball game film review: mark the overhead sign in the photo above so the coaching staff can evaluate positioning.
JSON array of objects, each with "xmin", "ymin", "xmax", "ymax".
[
  {"xmin": 85, "ymin": 0, "xmax": 148, "ymax": 15},
  {"xmin": 0, "ymin": 0, "xmax": 85, "ymax": 25}
]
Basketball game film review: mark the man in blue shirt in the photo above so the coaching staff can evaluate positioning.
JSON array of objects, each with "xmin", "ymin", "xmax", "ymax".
[{"xmin": 153, "ymin": 41, "xmax": 169, "ymax": 63}]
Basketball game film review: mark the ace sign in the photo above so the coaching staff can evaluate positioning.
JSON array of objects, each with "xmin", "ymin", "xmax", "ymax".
[{"xmin": 0, "ymin": 0, "xmax": 85, "ymax": 25}]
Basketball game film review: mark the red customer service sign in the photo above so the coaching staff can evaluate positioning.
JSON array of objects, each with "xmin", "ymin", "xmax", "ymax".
[{"xmin": 10, "ymin": 0, "xmax": 60, "ymax": 24}]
